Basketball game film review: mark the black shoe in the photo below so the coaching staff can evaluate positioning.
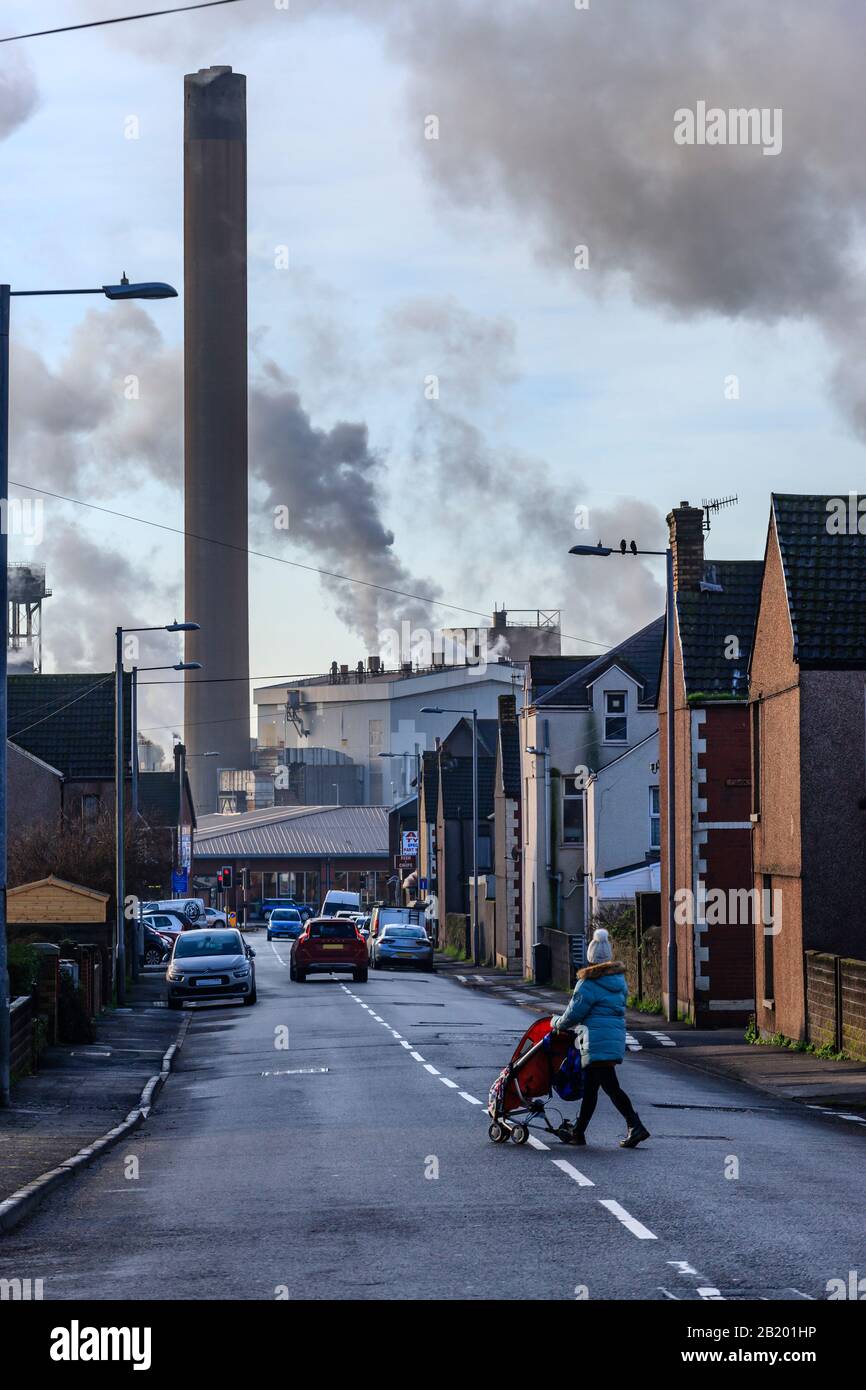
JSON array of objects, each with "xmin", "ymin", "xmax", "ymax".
[
  {"xmin": 620, "ymin": 1121, "xmax": 650, "ymax": 1149},
  {"xmin": 557, "ymin": 1122, "xmax": 586, "ymax": 1146}
]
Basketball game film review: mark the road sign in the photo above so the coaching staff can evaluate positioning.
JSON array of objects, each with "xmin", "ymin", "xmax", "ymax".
[
  {"xmin": 401, "ymin": 830, "xmax": 419, "ymax": 857},
  {"xmin": 171, "ymin": 869, "xmax": 189, "ymax": 894},
  {"xmin": 419, "ymin": 877, "xmax": 428, "ymax": 891}
]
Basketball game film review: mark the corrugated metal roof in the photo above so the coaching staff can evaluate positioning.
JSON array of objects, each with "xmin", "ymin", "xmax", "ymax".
[{"xmin": 194, "ymin": 804, "xmax": 389, "ymax": 859}]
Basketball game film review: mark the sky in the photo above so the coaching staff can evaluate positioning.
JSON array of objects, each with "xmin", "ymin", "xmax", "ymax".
[{"xmin": 2, "ymin": 0, "xmax": 865, "ymax": 759}]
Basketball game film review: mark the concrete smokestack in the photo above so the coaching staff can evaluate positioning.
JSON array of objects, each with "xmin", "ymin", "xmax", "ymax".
[{"xmin": 183, "ymin": 66, "xmax": 250, "ymax": 814}]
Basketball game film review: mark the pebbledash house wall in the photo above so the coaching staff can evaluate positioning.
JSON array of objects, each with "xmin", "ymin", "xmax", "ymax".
[{"xmin": 749, "ymin": 514, "xmax": 804, "ymax": 1041}]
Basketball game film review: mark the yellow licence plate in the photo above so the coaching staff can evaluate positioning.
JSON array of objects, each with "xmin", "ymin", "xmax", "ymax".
[{"xmin": 322, "ymin": 944, "xmax": 343, "ymax": 951}]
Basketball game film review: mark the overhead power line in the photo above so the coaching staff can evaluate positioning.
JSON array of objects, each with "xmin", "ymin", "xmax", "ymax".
[
  {"xmin": 9, "ymin": 479, "xmax": 611, "ymax": 650},
  {"xmin": 0, "ymin": 0, "xmax": 246, "ymax": 44}
]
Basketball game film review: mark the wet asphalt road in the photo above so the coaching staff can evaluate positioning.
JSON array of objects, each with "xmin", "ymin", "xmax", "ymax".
[{"xmin": 1, "ymin": 940, "xmax": 864, "ymax": 1301}]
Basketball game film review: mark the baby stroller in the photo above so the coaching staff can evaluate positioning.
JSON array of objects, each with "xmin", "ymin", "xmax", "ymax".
[{"xmin": 487, "ymin": 1016, "xmax": 582, "ymax": 1145}]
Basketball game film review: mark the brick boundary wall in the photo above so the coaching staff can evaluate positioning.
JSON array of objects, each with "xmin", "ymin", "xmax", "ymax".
[{"xmin": 806, "ymin": 951, "xmax": 866, "ymax": 1060}]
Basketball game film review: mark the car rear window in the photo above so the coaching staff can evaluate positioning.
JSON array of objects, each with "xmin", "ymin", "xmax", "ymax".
[
  {"xmin": 308, "ymin": 921, "xmax": 357, "ymax": 939},
  {"xmin": 382, "ymin": 927, "xmax": 428, "ymax": 939}
]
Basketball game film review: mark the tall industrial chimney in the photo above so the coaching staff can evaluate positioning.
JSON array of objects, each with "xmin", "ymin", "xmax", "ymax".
[{"xmin": 183, "ymin": 66, "xmax": 250, "ymax": 814}]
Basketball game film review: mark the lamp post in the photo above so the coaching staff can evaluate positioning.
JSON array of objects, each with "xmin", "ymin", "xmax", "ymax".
[
  {"xmin": 421, "ymin": 706, "xmax": 480, "ymax": 963},
  {"xmin": 0, "ymin": 276, "xmax": 176, "ymax": 1106},
  {"xmin": 115, "ymin": 621, "xmax": 198, "ymax": 1004},
  {"xmin": 379, "ymin": 749, "xmax": 424, "ymax": 903},
  {"xmin": 569, "ymin": 538, "xmax": 677, "ymax": 1022}
]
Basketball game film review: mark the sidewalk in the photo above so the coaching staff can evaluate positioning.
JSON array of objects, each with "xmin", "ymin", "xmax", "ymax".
[
  {"xmin": 436, "ymin": 955, "xmax": 866, "ymax": 1119},
  {"xmin": 0, "ymin": 969, "xmax": 187, "ymax": 1225}
]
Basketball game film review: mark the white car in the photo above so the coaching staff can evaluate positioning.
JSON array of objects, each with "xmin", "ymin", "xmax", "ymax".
[{"xmin": 203, "ymin": 906, "xmax": 228, "ymax": 928}]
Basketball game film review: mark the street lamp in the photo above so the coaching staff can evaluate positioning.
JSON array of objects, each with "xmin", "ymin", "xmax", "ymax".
[
  {"xmin": 115, "ymin": 621, "xmax": 198, "ymax": 1004},
  {"xmin": 131, "ymin": 660, "xmax": 201, "ymax": 814},
  {"xmin": 421, "ymin": 705, "xmax": 480, "ymax": 964},
  {"xmin": 568, "ymin": 537, "xmax": 677, "ymax": 1022},
  {"xmin": 0, "ymin": 275, "xmax": 177, "ymax": 1106}
]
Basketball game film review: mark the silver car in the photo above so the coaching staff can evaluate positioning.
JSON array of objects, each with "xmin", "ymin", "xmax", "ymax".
[{"xmin": 166, "ymin": 929, "xmax": 257, "ymax": 1009}]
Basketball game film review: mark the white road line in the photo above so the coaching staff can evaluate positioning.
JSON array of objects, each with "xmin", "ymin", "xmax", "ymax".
[
  {"xmin": 270, "ymin": 943, "xmax": 288, "ymax": 966},
  {"xmin": 658, "ymin": 1287, "xmax": 681, "ymax": 1301},
  {"xmin": 459, "ymin": 1092, "xmax": 484, "ymax": 1105},
  {"xmin": 439, "ymin": 1077, "xmax": 459, "ymax": 1089},
  {"xmin": 697, "ymin": 1287, "xmax": 725, "ymax": 1300},
  {"xmin": 456, "ymin": 975, "xmax": 467, "ymax": 982},
  {"xmin": 668, "ymin": 1260, "xmax": 700, "ymax": 1276},
  {"xmin": 599, "ymin": 1199, "xmax": 657, "ymax": 1240},
  {"xmin": 625, "ymin": 1034, "xmax": 642, "ymax": 1051},
  {"xmin": 551, "ymin": 1158, "xmax": 595, "ymax": 1187},
  {"xmin": 423, "ymin": 1063, "xmax": 440, "ymax": 1076},
  {"xmin": 371, "ymin": 1014, "xmax": 383, "ymax": 1021},
  {"xmin": 473, "ymin": 974, "xmax": 486, "ymax": 982},
  {"xmin": 647, "ymin": 1031, "xmax": 676, "ymax": 1046},
  {"xmin": 527, "ymin": 1135, "xmax": 549, "ymax": 1151},
  {"xmin": 391, "ymin": 1030, "xmax": 403, "ymax": 1039},
  {"xmin": 410, "ymin": 1051, "xmax": 425, "ymax": 1062},
  {"xmin": 400, "ymin": 1041, "xmax": 412, "ymax": 1049}
]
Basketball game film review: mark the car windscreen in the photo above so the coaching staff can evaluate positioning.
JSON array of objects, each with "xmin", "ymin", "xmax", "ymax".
[
  {"xmin": 381, "ymin": 927, "xmax": 428, "ymax": 939},
  {"xmin": 308, "ymin": 921, "xmax": 357, "ymax": 939},
  {"xmin": 174, "ymin": 932, "xmax": 242, "ymax": 957},
  {"xmin": 272, "ymin": 910, "xmax": 300, "ymax": 919}
]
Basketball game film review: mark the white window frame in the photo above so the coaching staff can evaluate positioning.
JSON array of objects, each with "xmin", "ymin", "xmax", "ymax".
[
  {"xmin": 649, "ymin": 785, "xmax": 660, "ymax": 850},
  {"xmin": 604, "ymin": 689, "xmax": 628, "ymax": 743}
]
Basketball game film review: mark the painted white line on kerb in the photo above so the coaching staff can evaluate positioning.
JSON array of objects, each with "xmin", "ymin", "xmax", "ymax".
[
  {"xmin": 410, "ymin": 1052, "xmax": 425, "ymax": 1062},
  {"xmin": 439, "ymin": 1077, "xmax": 459, "ymax": 1089},
  {"xmin": 551, "ymin": 1158, "xmax": 595, "ymax": 1187},
  {"xmin": 625, "ymin": 1034, "xmax": 642, "ymax": 1051},
  {"xmin": 599, "ymin": 1199, "xmax": 657, "ymax": 1240},
  {"xmin": 459, "ymin": 1092, "xmax": 484, "ymax": 1106},
  {"xmin": 647, "ymin": 1031, "xmax": 676, "ymax": 1047},
  {"xmin": 527, "ymin": 1135, "xmax": 549, "ymax": 1151},
  {"xmin": 473, "ymin": 974, "xmax": 486, "ymax": 983},
  {"xmin": 423, "ymin": 1063, "xmax": 440, "ymax": 1076},
  {"xmin": 456, "ymin": 975, "xmax": 467, "ymax": 982}
]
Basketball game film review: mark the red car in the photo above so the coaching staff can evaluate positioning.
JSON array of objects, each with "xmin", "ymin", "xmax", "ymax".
[{"xmin": 290, "ymin": 916, "xmax": 368, "ymax": 984}]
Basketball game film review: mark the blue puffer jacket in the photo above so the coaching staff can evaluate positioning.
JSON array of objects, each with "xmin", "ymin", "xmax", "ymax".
[{"xmin": 550, "ymin": 962, "xmax": 628, "ymax": 1066}]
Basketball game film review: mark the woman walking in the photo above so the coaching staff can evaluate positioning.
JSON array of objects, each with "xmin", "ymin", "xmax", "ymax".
[{"xmin": 551, "ymin": 927, "xmax": 650, "ymax": 1148}]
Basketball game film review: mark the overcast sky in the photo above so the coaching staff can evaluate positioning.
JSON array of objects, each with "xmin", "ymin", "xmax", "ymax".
[{"xmin": 2, "ymin": 0, "xmax": 864, "ymax": 753}]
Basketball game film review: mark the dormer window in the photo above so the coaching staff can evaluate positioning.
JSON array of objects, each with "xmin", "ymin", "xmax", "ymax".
[{"xmin": 604, "ymin": 690, "xmax": 628, "ymax": 742}]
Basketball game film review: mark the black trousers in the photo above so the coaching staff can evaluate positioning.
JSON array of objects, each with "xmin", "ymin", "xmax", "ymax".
[{"xmin": 576, "ymin": 1064, "xmax": 639, "ymax": 1132}]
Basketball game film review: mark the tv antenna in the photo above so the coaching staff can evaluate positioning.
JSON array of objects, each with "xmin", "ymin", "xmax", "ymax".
[{"xmin": 701, "ymin": 494, "xmax": 738, "ymax": 532}]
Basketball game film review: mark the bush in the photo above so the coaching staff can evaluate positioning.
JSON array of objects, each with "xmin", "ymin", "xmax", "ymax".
[
  {"xmin": 57, "ymin": 977, "xmax": 94, "ymax": 1044},
  {"xmin": 8, "ymin": 942, "xmax": 39, "ymax": 997}
]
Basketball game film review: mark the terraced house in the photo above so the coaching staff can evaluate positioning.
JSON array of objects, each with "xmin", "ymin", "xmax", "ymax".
[
  {"xmin": 749, "ymin": 493, "xmax": 866, "ymax": 1055},
  {"xmin": 658, "ymin": 502, "xmax": 763, "ymax": 1025}
]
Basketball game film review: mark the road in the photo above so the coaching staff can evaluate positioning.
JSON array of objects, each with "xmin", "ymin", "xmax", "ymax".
[{"xmin": 2, "ymin": 940, "xmax": 864, "ymax": 1301}]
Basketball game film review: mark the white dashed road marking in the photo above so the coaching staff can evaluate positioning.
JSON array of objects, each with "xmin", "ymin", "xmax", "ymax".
[
  {"xmin": 599, "ymin": 1199, "xmax": 657, "ymax": 1240},
  {"xmin": 439, "ymin": 1077, "xmax": 459, "ymax": 1089},
  {"xmin": 423, "ymin": 1063, "xmax": 440, "ymax": 1076},
  {"xmin": 459, "ymin": 1092, "xmax": 484, "ymax": 1105},
  {"xmin": 551, "ymin": 1159, "xmax": 595, "ymax": 1187},
  {"xmin": 527, "ymin": 1135, "xmax": 549, "ymax": 1151},
  {"xmin": 410, "ymin": 1051, "xmax": 425, "ymax": 1062}
]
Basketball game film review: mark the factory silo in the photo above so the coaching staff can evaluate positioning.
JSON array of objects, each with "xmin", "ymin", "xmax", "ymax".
[{"xmin": 183, "ymin": 66, "xmax": 251, "ymax": 814}]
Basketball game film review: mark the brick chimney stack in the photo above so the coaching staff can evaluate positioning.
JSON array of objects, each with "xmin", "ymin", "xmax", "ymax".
[{"xmin": 666, "ymin": 500, "xmax": 705, "ymax": 592}]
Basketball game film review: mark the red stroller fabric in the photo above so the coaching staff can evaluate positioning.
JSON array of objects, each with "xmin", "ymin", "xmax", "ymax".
[{"xmin": 489, "ymin": 1016, "xmax": 573, "ymax": 1118}]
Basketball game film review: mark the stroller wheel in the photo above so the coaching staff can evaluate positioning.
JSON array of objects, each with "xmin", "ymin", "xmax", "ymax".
[
  {"xmin": 488, "ymin": 1121, "xmax": 508, "ymax": 1144},
  {"xmin": 510, "ymin": 1123, "xmax": 529, "ymax": 1146}
]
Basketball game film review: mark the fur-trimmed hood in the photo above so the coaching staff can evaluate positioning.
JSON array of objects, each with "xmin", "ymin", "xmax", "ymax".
[{"xmin": 577, "ymin": 961, "xmax": 626, "ymax": 982}]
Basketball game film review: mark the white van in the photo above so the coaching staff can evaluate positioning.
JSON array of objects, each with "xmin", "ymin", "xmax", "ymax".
[
  {"xmin": 141, "ymin": 897, "xmax": 208, "ymax": 924},
  {"xmin": 320, "ymin": 890, "xmax": 362, "ymax": 917}
]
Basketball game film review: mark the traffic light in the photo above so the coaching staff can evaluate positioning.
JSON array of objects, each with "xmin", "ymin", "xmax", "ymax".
[
  {"xmin": 221, "ymin": 866, "xmax": 233, "ymax": 889},
  {"xmin": 216, "ymin": 869, "xmax": 224, "ymax": 889}
]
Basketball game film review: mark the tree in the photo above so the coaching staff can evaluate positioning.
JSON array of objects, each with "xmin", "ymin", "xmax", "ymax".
[{"xmin": 8, "ymin": 804, "xmax": 168, "ymax": 912}]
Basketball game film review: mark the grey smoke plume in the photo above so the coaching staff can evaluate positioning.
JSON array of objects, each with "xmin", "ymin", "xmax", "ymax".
[
  {"xmin": 251, "ymin": 362, "xmax": 443, "ymax": 647},
  {"xmin": 0, "ymin": 55, "xmax": 38, "ymax": 140}
]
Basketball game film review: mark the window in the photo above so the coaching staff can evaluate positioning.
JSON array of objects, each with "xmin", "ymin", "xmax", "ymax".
[
  {"xmin": 762, "ymin": 873, "xmax": 774, "ymax": 1002},
  {"xmin": 604, "ymin": 691, "xmax": 628, "ymax": 742},
  {"xmin": 649, "ymin": 786, "xmax": 660, "ymax": 850},
  {"xmin": 562, "ymin": 785, "xmax": 585, "ymax": 844}
]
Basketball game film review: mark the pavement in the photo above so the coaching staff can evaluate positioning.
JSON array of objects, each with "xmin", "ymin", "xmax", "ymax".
[
  {"xmin": 0, "ymin": 970, "xmax": 186, "ymax": 1212},
  {"xmin": 436, "ymin": 956, "xmax": 866, "ymax": 1118},
  {"xmin": 0, "ymin": 932, "xmax": 864, "ymax": 1300}
]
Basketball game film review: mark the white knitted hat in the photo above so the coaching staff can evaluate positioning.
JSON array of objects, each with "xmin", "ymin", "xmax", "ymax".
[{"xmin": 587, "ymin": 927, "xmax": 613, "ymax": 964}]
